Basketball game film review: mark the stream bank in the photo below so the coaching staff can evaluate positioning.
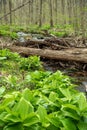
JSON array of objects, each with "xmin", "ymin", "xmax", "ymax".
[{"xmin": 0, "ymin": 33, "xmax": 87, "ymax": 94}]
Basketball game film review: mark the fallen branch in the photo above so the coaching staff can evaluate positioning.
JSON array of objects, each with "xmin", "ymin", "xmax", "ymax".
[
  {"xmin": 0, "ymin": 0, "xmax": 32, "ymax": 20},
  {"xmin": 14, "ymin": 39, "xmax": 69, "ymax": 49}
]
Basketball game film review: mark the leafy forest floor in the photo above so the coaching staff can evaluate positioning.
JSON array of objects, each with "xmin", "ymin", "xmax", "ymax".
[
  {"xmin": 0, "ymin": 25, "xmax": 87, "ymax": 82},
  {"xmin": 0, "ymin": 25, "xmax": 87, "ymax": 130}
]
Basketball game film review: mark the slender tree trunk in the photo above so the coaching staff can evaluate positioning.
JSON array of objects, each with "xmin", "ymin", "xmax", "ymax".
[
  {"xmin": 73, "ymin": 0, "xmax": 79, "ymax": 35},
  {"xmin": 54, "ymin": 0, "xmax": 57, "ymax": 25},
  {"xmin": 80, "ymin": 0, "xmax": 85, "ymax": 38},
  {"xmin": 39, "ymin": 0, "xmax": 43, "ymax": 27},
  {"xmin": 49, "ymin": 0, "xmax": 53, "ymax": 27},
  {"xmin": 3, "ymin": 0, "xmax": 8, "ymax": 24},
  {"xmin": 61, "ymin": 0, "xmax": 66, "ymax": 24},
  {"xmin": 67, "ymin": 0, "xmax": 72, "ymax": 24},
  {"xmin": 9, "ymin": 0, "xmax": 12, "ymax": 24},
  {"xmin": 31, "ymin": 0, "xmax": 33, "ymax": 24},
  {"xmin": 28, "ymin": 1, "xmax": 31, "ymax": 25}
]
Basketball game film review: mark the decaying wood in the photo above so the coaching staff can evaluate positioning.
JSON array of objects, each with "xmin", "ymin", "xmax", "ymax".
[
  {"xmin": 1, "ymin": 45, "xmax": 87, "ymax": 63},
  {"xmin": 14, "ymin": 37, "xmax": 87, "ymax": 49},
  {"xmin": 14, "ymin": 39, "xmax": 69, "ymax": 49}
]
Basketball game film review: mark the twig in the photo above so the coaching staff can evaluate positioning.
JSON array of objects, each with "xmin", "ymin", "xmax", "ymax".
[{"xmin": 0, "ymin": 0, "xmax": 32, "ymax": 20}]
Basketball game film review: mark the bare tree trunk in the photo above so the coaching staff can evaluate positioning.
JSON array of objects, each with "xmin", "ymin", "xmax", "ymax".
[
  {"xmin": 0, "ymin": 0, "xmax": 3, "ymax": 24},
  {"xmin": 73, "ymin": 0, "xmax": 79, "ymax": 35},
  {"xmin": 28, "ymin": 1, "xmax": 31, "ymax": 25},
  {"xmin": 67, "ymin": 0, "xmax": 72, "ymax": 24},
  {"xmin": 54, "ymin": 0, "xmax": 58, "ymax": 25},
  {"xmin": 3, "ymin": 0, "xmax": 8, "ymax": 24},
  {"xmin": 61, "ymin": 0, "xmax": 66, "ymax": 24},
  {"xmin": 9, "ymin": 0, "xmax": 12, "ymax": 24},
  {"xmin": 80, "ymin": 0, "xmax": 85, "ymax": 38},
  {"xmin": 39, "ymin": 0, "xmax": 43, "ymax": 27},
  {"xmin": 49, "ymin": 0, "xmax": 53, "ymax": 27},
  {"xmin": 31, "ymin": 0, "xmax": 33, "ymax": 24}
]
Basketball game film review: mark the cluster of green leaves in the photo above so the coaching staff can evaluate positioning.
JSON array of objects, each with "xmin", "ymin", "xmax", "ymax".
[
  {"xmin": 0, "ymin": 24, "xmax": 74, "ymax": 39},
  {"xmin": 0, "ymin": 71, "xmax": 87, "ymax": 130},
  {"xmin": 19, "ymin": 56, "xmax": 42, "ymax": 71},
  {"xmin": 0, "ymin": 49, "xmax": 42, "ymax": 70},
  {"xmin": 49, "ymin": 24, "xmax": 74, "ymax": 37},
  {"xmin": 0, "ymin": 30, "xmax": 17, "ymax": 39},
  {"xmin": 0, "ymin": 49, "xmax": 87, "ymax": 130},
  {"xmin": 0, "ymin": 25, "xmax": 18, "ymax": 39},
  {"xmin": 0, "ymin": 49, "xmax": 43, "ymax": 90}
]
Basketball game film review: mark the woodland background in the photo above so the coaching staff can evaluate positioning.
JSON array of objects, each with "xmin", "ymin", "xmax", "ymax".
[{"xmin": 0, "ymin": 0, "xmax": 87, "ymax": 36}]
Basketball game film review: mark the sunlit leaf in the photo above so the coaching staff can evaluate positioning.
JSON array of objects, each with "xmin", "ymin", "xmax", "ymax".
[{"xmin": 23, "ymin": 113, "xmax": 39, "ymax": 127}]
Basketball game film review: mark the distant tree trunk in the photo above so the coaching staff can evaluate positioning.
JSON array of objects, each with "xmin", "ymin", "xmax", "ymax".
[
  {"xmin": 80, "ymin": 0, "xmax": 85, "ymax": 38},
  {"xmin": 28, "ymin": 1, "xmax": 31, "ymax": 25},
  {"xmin": 49, "ymin": 0, "xmax": 53, "ymax": 27},
  {"xmin": 3, "ymin": 0, "xmax": 8, "ymax": 23},
  {"xmin": 0, "ymin": 0, "xmax": 2, "ymax": 12},
  {"xmin": 0, "ymin": 0, "xmax": 3, "ymax": 24},
  {"xmin": 34, "ymin": 0, "xmax": 39, "ymax": 25},
  {"xmin": 67, "ymin": 0, "xmax": 72, "ymax": 24},
  {"xmin": 39, "ymin": 0, "xmax": 43, "ymax": 27},
  {"xmin": 9, "ymin": 0, "xmax": 12, "ymax": 24},
  {"xmin": 54, "ymin": 0, "xmax": 57, "ymax": 25},
  {"xmin": 31, "ymin": 0, "xmax": 33, "ymax": 24},
  {"xmin": 61, "ymin": 0, "xmax": 66, "ymax": 24},
  {"xmin": 73, "ymin": 0, "xmax": 79, "ymax": 35}
]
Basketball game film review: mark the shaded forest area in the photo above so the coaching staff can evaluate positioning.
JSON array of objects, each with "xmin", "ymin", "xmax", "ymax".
[{"xmin": 0, "ymin": 0, "xmax": 87, "ymax": 37}]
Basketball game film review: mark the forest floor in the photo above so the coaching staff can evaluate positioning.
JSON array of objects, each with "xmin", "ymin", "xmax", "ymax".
[
  {"xmin": 1, "ymin": 33, "xmax": 87, "ymax": 86},
  {"xmin": 0, "ymin": 26, "xmax": 87, "ymax": 129}
]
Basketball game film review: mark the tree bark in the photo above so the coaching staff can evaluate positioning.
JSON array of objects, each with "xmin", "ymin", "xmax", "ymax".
[
  {"xmin": 9, "ymin": 0, "xmax": 12, "ymax": 24},
  {"xmin": 49, "ymin": 0, "xmax": 53, "ymax": 27},
  {"xmin": 39, "ymin": 0, "xmax": 43, "ymax": 27},
  {"xmin": 1, "ymin": 45, "xmax": 87, "ymax": 63}
]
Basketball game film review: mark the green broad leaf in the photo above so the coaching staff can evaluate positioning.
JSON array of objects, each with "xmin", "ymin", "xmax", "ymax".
[
  {"xmin": 0, "ymin": 57, "xmax": 7, "ymax": 60},
  {"xmin": 0, "ymin": 86, "xmax": 5, "ymax": 96},
  {"xmin": 59, "ymin": 87, "xmax": 72, "ymax": 101},
  {"xmin": 77, "ymin": 93, "xmax": 87, "ymax": 111},
  {"xmin": 46, "ymin": 112, "xmax": 62, "ymax": 128},
  {"xmin": 61, "ymin": 118, "xmax": 76, "ymax": 130},
  {"xmin": 0, "ymin": 112, "xmax": 8, "ymax": 122},
  {"xmin": 25, "ymin": 124, "xmax": 45, "ymax": 130},
  {"xmin": 13, "ymin": 97, "xmax": 34, "ymax": 120},
  {"xmin": 22, "ymin": 88, "xmax": 33, "ymax": 102},
  {"xmin": 46, "ymin": 124, "xmax": 58, "ymax": 130},
  {"xmin": 62, "ymin": 109, "xmax": 79, "ymax": 120},
  {"xmin": 0, "ymin": 119, "xmax": 5, "ymax": 127},
  {"xmin": 49, "ymin": 92, "xmax": 58, "ymax": 102},
  {"xmin": 23, "ymin": 113, "xmax": 39, "ymax": 127},
  {"xmin": 3, "ymin": 123, "xmax": 24, "ymax": 130},
  {"xmin": 78, "ymin": 121, "xmax": 87, "ymax": 130},
  {"xmin": 3, "ymin": 114, "xmax": 21, "ymax": 123},
  {"xmin": 61, "ymin": 104, "xmax": 79, "ymax": 113},
  {"xmin": 37, "ymin": 105, "xmax": 48, "ymax": 127},
  {"xmin": 0, "ymin": 98, "xmax": 14, "ymax": 110},
  {"xmin": 3, "ymin": 91, "xmax": 20, "ymax": 99}
]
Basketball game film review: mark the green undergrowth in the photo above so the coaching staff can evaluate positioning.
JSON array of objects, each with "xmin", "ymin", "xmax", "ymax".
[
  {"xmin": 0, "ymin": 24, "xmax": 74, "ymax": 39},
  {"xmin": 0, "ymin": 49, "xmax": 87, "ymax": 130}
]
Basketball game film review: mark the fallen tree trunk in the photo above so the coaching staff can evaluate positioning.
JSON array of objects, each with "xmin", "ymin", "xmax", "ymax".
[{"xmin": 1, "ymin": 45, "xmax": 87, "ymax": 63}]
